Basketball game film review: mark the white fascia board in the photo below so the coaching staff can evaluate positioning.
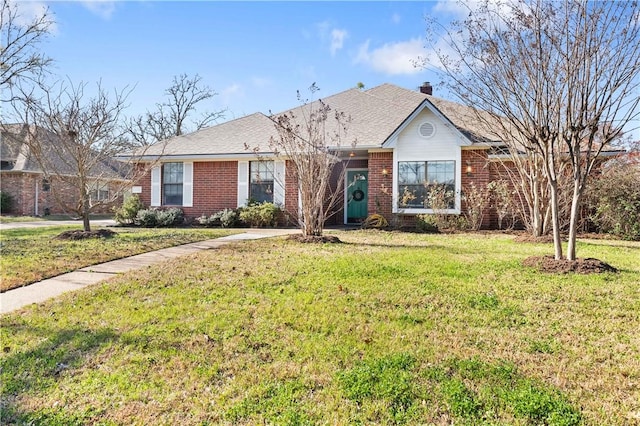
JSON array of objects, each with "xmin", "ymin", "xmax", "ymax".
[{"xmin": 382, "ymin": 100, "xmax": 473, "ymax": 148}]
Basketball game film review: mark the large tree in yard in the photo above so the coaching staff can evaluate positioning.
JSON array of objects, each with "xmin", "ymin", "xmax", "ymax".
[
  {"xmin": 13, "ymin": 80, "xmax": 150, "ymax": 232},
  {"xmin": 127, "ymin": 73, "xmax": 225, "ymax": 145},
  {"xmin": 264, "ymin": 84, "xmax": 356, "ymax": 238},
  {"xmin": 0, "ymin": 0, "xmax": 53, "ymax": 100},
  {"xmin": 424, "ymin": 0, "xmax": 640, "ymax": 261}
]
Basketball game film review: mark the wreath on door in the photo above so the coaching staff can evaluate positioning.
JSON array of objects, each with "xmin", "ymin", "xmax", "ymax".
[{"xmin": 352, "ymin": 189, "xmax": 365, "ymax": 201}]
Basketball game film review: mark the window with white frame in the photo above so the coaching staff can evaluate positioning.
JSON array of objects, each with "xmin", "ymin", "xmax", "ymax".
[
  {"xmin": 89, "ymin": 183, "xmax": 109, "ymax": 202},
  {"xmin": 163, "ymin": 162, "xmax": 183, "ymax": 205},
  {"xmin": 398, "ymin": 160, "xmax": 455, "ymax": 209},
  {"xmin": 249, "ymin": 161, "xmax": 274, "ymax": 203}
]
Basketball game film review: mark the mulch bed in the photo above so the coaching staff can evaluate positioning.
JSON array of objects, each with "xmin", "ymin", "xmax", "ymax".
[
  {"xmin": 55, "ymin": 229, "xmax": 118, "ymax": 240},
  {"xmin": 514, "ymin": 234, "xmax": 556, "ymax": 243},
  {"xmin": 523, "ymin": 255, "xmax": 618, "ymax": 274},
  {"xmin": 287, "ymin": 234, "xmax": 342, "ymax": 244}
]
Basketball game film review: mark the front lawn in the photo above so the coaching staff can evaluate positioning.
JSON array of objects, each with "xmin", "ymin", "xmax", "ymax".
[
  {"xmin": 1, "ymin": 231, "xmax": 639, "ymax": 424},
  {"xmin": 0, "ymin": 226, "xmax": 237, "ymax": 291}
]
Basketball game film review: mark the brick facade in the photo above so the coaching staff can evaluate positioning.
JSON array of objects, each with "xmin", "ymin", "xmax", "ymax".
[
  {"xmin": 132, "ymin": 150, "xmax": 526, "ymax": 229},
  {"xmin": 461, "ymin": 149, "xmax": 492, "ymax": 229},
  {"xmin": 367, "ymin": 151, "xmax": 394, "ymax": 221},
  {"xmin": 1, "ymin": 172, "xmax": 118, "ymax": 216}
]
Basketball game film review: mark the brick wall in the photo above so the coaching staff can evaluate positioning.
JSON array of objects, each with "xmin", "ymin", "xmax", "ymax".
[
  {"xmin": 283, "ymin": 160, "xmax": 299, "ymax": 225},
  {"xmin": 461, "ymin": 149, "xmax": 493, "ymax": 229},
  {"xmin": 182, "ymin": 161, "xmax": 238, "ymax": 218},
  {"xmin": 1, "ymin": 172, "xmax": 119, "ymax": 216},
  {"xmin": 2, "ymin": 172, "xmax": 64, "ymax": 216},
  {"xmin": 367, "ymin": 151, "xmax": 394, "ymax": 223}
]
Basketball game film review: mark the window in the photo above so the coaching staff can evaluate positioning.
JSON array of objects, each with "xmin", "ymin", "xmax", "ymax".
[
  {"xmin": 249, "ymin": 161, "xmax": 274, "ymax": 203},
  {"xmin": 163, "ymin": 162, "xmax": 183, "ymax": 205},
  {"xmin": 398, "ymin": 160, "xmax": 455, "ymax": 209},
  {"xmin": 42, "ymin": 178, "xmax": 50, "ymax": 192},
  {"xmin": 90, "ymin": 184, "xmax": 109, "ymax": 202}
]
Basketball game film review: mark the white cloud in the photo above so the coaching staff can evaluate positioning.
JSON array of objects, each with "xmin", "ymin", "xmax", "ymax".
[
  {"xmin": 354, "ymin": 38, "xmax": 426, "ymax": 75},
  {"xmin": 6, "ymin": 0, "xmax": 57, "ymax": 34},
  {"xmin": 250, "ymin": 77, "xmax": 272, "ymax": 88},
  {"xmin": 330, "ymin": 29, "xmax": 348, "ymax": 56},
  {"xmin": 316, "ymin": 20, "xmax": 348, "ymax": 55},
  {"xmin": 391, "ymin": 12, "xmax": 401, "ymax": 24},
  {"xmin": 433, "ymin": 0, "xmax": 524, "ymax": 23},
  {"xmin": 222, "ymin": 83, "xmax": 243, "ymax": 97},
  {"xmin": 81, "ymin": 0, "xmax": 117, "ymax": 20},
  {"xmin": 433, "ymin": 0, "xmax": 474, "ymax": 17}
]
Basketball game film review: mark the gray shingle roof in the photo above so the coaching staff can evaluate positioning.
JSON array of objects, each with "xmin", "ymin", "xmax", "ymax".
[
  {"xmin": 0, "ymin": 123, "xmax": 127, "ymax": 179},
  {"xmin": 129, "ymin": 83, "xmax": 502, "ymax": 159}
]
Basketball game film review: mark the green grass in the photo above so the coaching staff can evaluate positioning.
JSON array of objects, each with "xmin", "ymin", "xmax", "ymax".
[
  {"xmin": 0, "ymin": 215, "xmax": 47, "ymax": 223},
  {"xmin": 1, "ymin": 231, "xmax": 639, "ymax": 425},
  {"xmin": 0, "ymin": 214, "xmax": 114, "ymax": 223},
  {"xmin": 0, "ymin": 226, "xmax": 236, "ymax": 291}
]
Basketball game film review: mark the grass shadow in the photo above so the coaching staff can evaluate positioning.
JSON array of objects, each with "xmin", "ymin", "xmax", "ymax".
[{"xmin": 0, "ymin": 325, "xmax": 118, "ymax": 424}]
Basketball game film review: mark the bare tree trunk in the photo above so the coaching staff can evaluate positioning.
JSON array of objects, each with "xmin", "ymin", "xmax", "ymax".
[
  {"xmin": 548, "ymin": 179, "xmax": 563, "ymax": 260},
  {"xmin": 532, "ymin": 178, "xmax": 543, "ymax": 237},
  {"xmin": 82, "ymin": 196, "xmax": 91, "ymax": 231},
  {"xmin": 567, "ymin": 180, "xmax": 583, "ymax": 261}
]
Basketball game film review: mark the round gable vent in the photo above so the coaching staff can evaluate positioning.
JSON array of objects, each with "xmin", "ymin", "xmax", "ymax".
[{"xmin": 419, "ymin": 121, "xmax": 436, "ymax": 138}]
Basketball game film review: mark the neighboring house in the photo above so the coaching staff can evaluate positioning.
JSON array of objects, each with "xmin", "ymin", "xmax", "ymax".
[
  {"xmin": 120, "ymin": 83, "xmax": 513, "ymax": 227},
  {"xmin": 0, "ymin": 124, "xmax": 127, "ymax": 216}
]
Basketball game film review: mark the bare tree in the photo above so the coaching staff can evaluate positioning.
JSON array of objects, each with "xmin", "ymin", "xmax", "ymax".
[
  {"xmin": 127, "ymin": 73, "xmax": 225, "ymax": 145},
  {"xmin": 13, "ymin": 80, "xmax": 152, "ymax": 231},
  {"xmin": 0, "ymin": 0, "xmax": 53, "ymax": 98},
  {"xmin": 265, "ymin": 84, "xmax": 356, "ymax": 237},
  {"xmin": 424, "ymin": 0, "xmax": 640, "ymax": 260}
]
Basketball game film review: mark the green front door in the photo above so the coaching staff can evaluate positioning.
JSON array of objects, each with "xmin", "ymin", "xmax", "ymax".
[{"xmin": 346, "ymin": 170, "xmax": 368, "ymax": 223}]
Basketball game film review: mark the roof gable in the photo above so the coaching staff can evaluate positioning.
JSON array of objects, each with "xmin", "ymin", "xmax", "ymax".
[{"xmin": 128, "ymin": 83, "xmax": 505, "ymax": 160}]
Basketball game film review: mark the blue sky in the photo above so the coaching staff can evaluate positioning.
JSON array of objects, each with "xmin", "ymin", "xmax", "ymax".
[
  {"xmin": 11, "ymin": 1, "xmax": 640, "ymax": 140},
  {"xmin": 21, "ymin": 1, "xmax": 459, "ymax": 122}
]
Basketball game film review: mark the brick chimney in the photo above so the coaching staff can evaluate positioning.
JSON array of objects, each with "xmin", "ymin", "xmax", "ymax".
[{"xmin": 419, "ymin": 81, "xmax": 433, "ymax": 95}]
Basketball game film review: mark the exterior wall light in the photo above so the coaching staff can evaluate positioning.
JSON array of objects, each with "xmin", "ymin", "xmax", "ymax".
[
  {"xmin": 466, "ymin": 161, "xmax": 472, "ymax": 176},
  {"xmin": 381, "ymin": 168, "xmax": 389, "ymax": 177}
]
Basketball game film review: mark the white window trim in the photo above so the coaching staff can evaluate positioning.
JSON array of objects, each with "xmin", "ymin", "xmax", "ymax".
[
  {"xmin": 273, "ymin": 160, "xmax": 285, "ymax": 206},
  {"xmin": 182, "ymin": 162, "xmax": 193, "ymax": 207},
  {"xmin": 391, "ymin": 150, "xmax": 461, "ymax": 215},
  {"xmin": 237, "ymin": 161, "xmax": 249, "ymax": 207},
  {"xmin": 151, "ymin": 166, "xmax": 161, "ymax": 207}
]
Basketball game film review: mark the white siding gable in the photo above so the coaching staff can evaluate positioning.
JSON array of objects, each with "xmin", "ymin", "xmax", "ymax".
[{"xmin": 392, "ymin": 108, "xmax": 462, "ymax": 214}]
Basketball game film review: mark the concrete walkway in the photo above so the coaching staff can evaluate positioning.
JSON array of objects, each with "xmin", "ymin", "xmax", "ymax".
[{"xmin": 0, "ymin": 228, "xmax": 297, "ymax": 315}]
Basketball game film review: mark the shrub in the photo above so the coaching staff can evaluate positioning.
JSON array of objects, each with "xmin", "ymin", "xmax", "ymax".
[
  {"xmin": 462, "ymin": 182, "xmax": 490, "ymax": 231},
  {"xmin": 416, "ymin": 214, "xmax": 468, "ymax": 233},
  {"xmin": 218, "ymin": 208, "xmax": 239, "ymax": 228},
  {"xmin": 196, "ymin": 208, "xmax": 239, "ymax": 228},
  {"xmin": 487, "ymin": 180, "xmax": 517, "ymax": 230},
  {"xmin": 196, "ymin": 214, "xmax": 219, "ymax": 227},
  {"xmin": 0, "ymin": 192, "xmax": 13, "ymax": 213},
  {"xmin": 155, "ymin": 208, "xmax": 184, "ymax": 227},
  {"xmin": 239, "ymin": 202, "xmax": 280, "ymax": 227},
  {"xmin": 588, "ymin": 162, "xmax": 640, "ymax": 240},
  {"xmin": 134, "ymin": 208, "xmax": 184, "ymax": 227},
  {"xmin": 416, "ymin": 214, "xmax": 439, "ymax": 233},
  {"xmin": 361, "ymin": 214, "xmax": 389, "ymax": 229},
  {"xmin": 135, "ymin": 209, "xmax": 158, "ymax": 227},
  {"xmin": 113, "ymin": 195, "xmax": 145, "ymax": 225}
]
